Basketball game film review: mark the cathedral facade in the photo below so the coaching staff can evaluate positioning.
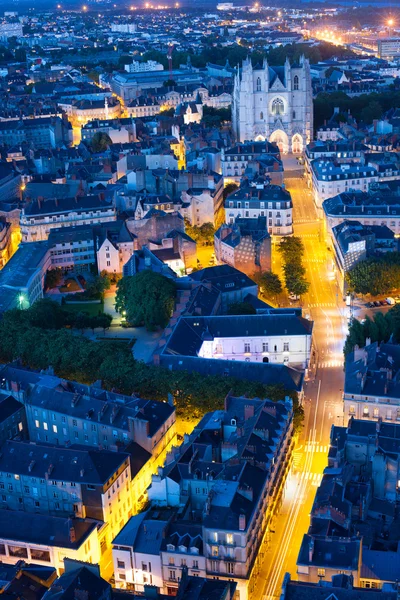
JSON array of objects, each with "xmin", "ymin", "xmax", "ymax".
[{"xmin": 232, "ymin": 56, "xmax": 313, "ymax": 153}]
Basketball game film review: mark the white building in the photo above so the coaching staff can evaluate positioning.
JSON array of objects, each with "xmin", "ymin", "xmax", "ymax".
[
  {"xmin": 310, "ymin": 159, "xmax": 378, "ymax": 210},
  {"xmin": 164, "ymin": 313, "xmax": 313, "ymax": 369},
  {"xmin": 20, "ymin": 196, "xmax": 116, "ymax": 243},
  {"xmin": 111, "ymin": 22, "xmax": 137, "ymax": 34},
  {"xmin": 125, "ymin": 60, "xmax": 164, "ymax": 73},
  {"xmin": 225, "ymin": 178, "xmax": 293, "ymax": 236},
  {"xmin": 232, "ymin": 57, "xmax": 313, "ymax": 153}
]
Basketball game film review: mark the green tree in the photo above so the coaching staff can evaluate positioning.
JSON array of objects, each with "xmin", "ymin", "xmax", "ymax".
[
  {"xmin": 256, "ymin": 271, "xmax": 283, "ymax": 300},
  {"xmin": 90, "ymin": 132, "xmax": 113, "ymax": 152},
  {"xmin": 227, "ymin": 302, "xmax": 256, "ymax": 315},
  {"xmin": 27, "ymin": 298, "xmax": 67, "ymax": 329},
  {"xmin": 115, "ymin": 272, "xmax": 176, "ymax": 330},
  {"xmin": 223, "ymin": 182, "xmax": 239, "ymax": 201},
  {"xmin": 279, "ymin": 236, "xmax": 304, "ymax": 263},
  {"xmin": 45, "ymin": 269, "xmax": 62, "ymax": 289},
  {"xmin": 199, "ymin": 222, "xmax": 216, "ymax": 245}
]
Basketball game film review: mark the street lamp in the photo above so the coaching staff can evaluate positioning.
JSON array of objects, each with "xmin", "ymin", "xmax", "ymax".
[{"xmin": 18, "ymin": 294, "xmax": 25, "ymax": 309}]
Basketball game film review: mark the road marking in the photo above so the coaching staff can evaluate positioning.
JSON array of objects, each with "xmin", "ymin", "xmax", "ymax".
[{"xmin": 318, "ymin": 360, "xmax": 344, "ymax": 368}]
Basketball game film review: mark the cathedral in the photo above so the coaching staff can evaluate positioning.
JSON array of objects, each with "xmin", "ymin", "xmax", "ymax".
[{"xmin": 232, "ymin": 56, "xmax": 313, "ymax": 153}]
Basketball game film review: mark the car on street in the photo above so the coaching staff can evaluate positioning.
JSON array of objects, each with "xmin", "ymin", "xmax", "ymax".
[{"xmin": 374, "ymin": 301, "xmax": 381, "ymax": 307}]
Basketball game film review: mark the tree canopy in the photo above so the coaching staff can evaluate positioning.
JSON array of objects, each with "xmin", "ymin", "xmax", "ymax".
[
  {"xmin": 115, "ymin": 271, "xmax": 177, "ymax": 330},
  {"xmin": 278, "ymin": 237, "xmax": 309, "ymax": 297},
  {"xmin": 346, "ymin": 253, "xmax": 400, "ymax": 296},
  {"xmin": 90, "ymin": 131, "xmax": 112, "ymax": 153}
]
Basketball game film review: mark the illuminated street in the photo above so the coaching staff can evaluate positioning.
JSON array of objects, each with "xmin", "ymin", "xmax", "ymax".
[{"xmin": 254, "ymin": 167, "xmax": 346, "ymax": 600}]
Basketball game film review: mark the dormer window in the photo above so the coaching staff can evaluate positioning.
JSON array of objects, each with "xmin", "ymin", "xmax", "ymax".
[{"xmin": 231, "ymin": 418, "xmax": 236, "ymax": 426}]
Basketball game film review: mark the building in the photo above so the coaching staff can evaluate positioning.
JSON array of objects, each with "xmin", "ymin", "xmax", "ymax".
[
  {"xmin": 43, "ymin": 560, "xmax": 111, "ymax": 600},
  {"xmin": 331, "ymin": 220, "xmax": 397, "ymax": 292},
  {"xmin": 0, "ymin": 117, "xmax": 71, "ymax": 150},
  {"xmin": 0, "ymin": 440, "xmax": 131, "ymax": 519},
  {"xmin": 111, "ymin": 22, "xmax": 137, "ymax": 34},
  {"xmin": 221, "ymin": 142, "xmax": 283, "ymax": 186},
  {"xmin": 323, "ymin": 185, "xmax": 400, "ymax": 237},
  {"xmin": 297, "ymin": 535, "xmax": 362, "ymax": 585},
  {"xmin": 0, "ymin": 219, "xmax": 13, "ymax": 268},
  {"xmin": 58, "ymin": 97, "xmax": 121, "ymax": 128},
  {"xmin": 377, "ymin": 38, "xmax": 400, "ymax": 60},
  {"xmin": 0, "ymin": 560, "xmax": 56, "ymax": 597},
  {"xmin": 0, "ymin": 365, "xmax": 176, "ymax": 458},
  {"xmin": 0, "ymin": 164, "xmax": 21, "ymax": 202},
  {"xmin": 124, "ymin": 60, "xmax": 163, "ymax": 73},
  {"xmin": 281, "ymin": 573, "xmax": 397, "ymax": 600},
  {"xmin": 232, "ymin": 57, "xmax": 313, "ymax": 152},
  {"xmin": 162, "ymin": 311, "xmax": 312, "ymax": 368},
  {"xmin": 20, "ymin": 195, "xmax": 116, "ymax": 243},
  {"xmin": 101, "ymin": 70, "xmax": 204, "ymax": 102},
  {"xmin": 114, "ymin": 394, "xmax": 294, "ymax": 599},
  {"xmin": 188, "ymin": 265, "xmax": 258, "ymax": 312},
  {"xmin": 0, "ymin": 241, "xmax": 51, "ymax": 313},
  {"xmin": 224, "ymin": 178, "xmax": 293, "ymax": 236},
  {"xmin": 310, "ymin": 160, "xmax": 378, "ymax": 210},
  {"xmin": 214, "ymin": 217, "xmax": 271, "ymax": 276},
  {"xmin": 81, "ymin": 118, "xmax": 137, "ymax": 145},
  {"xmin": 343, "ymin": 342, "xmax": 400, "ymax": 425},
  {"xmin": 0, "ymin": 511, "xmax": 100, "ymax": 575},
  {"xmin": 0, "ymin": 396, "xmax": 27, "ymax": 445},
  {"xmin": 95, "ymin": 221, "xmax": 136, "ymax": 274}
]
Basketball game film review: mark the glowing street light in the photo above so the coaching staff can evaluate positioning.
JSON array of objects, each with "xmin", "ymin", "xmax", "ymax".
[
  {"xmin": 388, "ymin": 18, "xmax": 394, "ymax": 27},
  {"xmin": 82, "ymin": 4, "xmax": 87, "ymax": 11}
]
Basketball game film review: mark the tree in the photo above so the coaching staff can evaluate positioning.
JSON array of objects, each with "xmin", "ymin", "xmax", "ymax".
[
  {"xmin": 86, "ymin": 272, "xmax": 111, "ymax": 299},
  {"xmin": 90, "ymin": 132, "xmax": 112, "ymax": 153},
  {"xmin": 163, "ymin": 79, "xmax": 176, "ymax": 88},
  {"xmin": 227, "ymin": 302, "xmax": 256, "ymax": 315},
  {"xmin": 27, "ymin": 298, "xmax": 67, "ymax": 330},
  {"xmin": 45, "ymin": 269, "xmax": 62, "ymax": 289},
  {"xmin": 256, "ymin": 271, "xmax": 283, "ymax": 300},
  {"xmin": 278, "ymin": 236, "xmax": 304, "ymax": 263},
  {"xmin": 199, "ymin": 222, "xmax": 216, "ymax": 245},
  {"xmin": 115, "ymin": 271, "xmax": 177, "ymax": 330},
  {"xmin": 223, "ymin": 182, "xmax": 239, "ymax": 201}
]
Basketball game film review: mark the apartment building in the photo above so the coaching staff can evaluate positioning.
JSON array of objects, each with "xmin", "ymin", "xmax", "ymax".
[
  {"xmin": 0, "ymin": 440, "xmax": 131, "ymax": 525},
  {"xmin": 81, "ymin": 118, "xmax": 137, "ymax": 145},
  {"xmin": 20, "ymin": 195, "xmax": 116, "ymax": 242},
  {"xmin": 221, "ymin": 141, "xmax": 281, "ymax": 185},
  {"xmin": 214, "ymin": 217, "xmax": 271, "ymax": 276},
  {"xmin": 114, "ymin": 394, "xmax": 294, "ymax": 599},
  {"xmin": 323, "ymin": 185, "xmax": 400, "ymax": 237},
  {"xmin": 0, "ymin": 117, "xmax": 71, "ymax": 150},
  {"xmin": 0, "ymin": 511, "xmax": 100, "ymax": 575},
  {"xmin": 310, "ymin": 159, "xmax": 378, "ymax": 210},
  {"xmin": 48, "ymin": 226, "xmax": 96, "ymax": 272},
  {"xmin": 344, "ymin": 342, "xmax": 400, "ymax": 425},
  {"xmin": 224, "ymin": 178, "xmax": 293, "ymax": 236}
]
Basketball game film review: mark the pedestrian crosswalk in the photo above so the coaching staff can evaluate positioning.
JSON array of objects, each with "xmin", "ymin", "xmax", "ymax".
[
  {"xmin": 308, "ymin": 302, "xmax": 336, "ymax": 308},
  {"xmin": 318, "ymin": 360, "xmax": 344, "ymax": 369},
  {"xmin": 292, "ymin": 451, "xmax": 304, "ymax": 469},
  {"xmin": 293, "ymin": 218, "xmax": 317, "ymax": 224},
  {"xmin": 300, "ymin": 233, "xmax": 319, "ymax": 238},
  {"xmin": 304, "ymin": 258, "xmax": 325, "ymax": 264},
  {"xmin": 305, "ymin": 440, "xmax": 329, "ymax": 453},
  {"xmin": 295, "ymin": 472, "xmax": 323, "ymax": 486}
]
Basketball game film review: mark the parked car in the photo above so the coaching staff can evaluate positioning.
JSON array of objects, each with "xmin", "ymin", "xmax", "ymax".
[
  {"xmin": 386, "ymin": 297, "xmax": 395, "ymax": 305},
  {"xmin": 366, "ymin": 302, "xmax": 374, "ymax": 308},
  {"xmin": 374, "ymin": 301, "xmax": 381, "ymax": 307},
  {"xmin": 380, "ymin": 300, "xmax": 388, "ymax": 306}
]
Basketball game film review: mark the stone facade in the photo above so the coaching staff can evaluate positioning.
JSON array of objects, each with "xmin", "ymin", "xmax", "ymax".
[{"xmin": 232, "ymin": 57, "xmax": 313, "ymax": 153}]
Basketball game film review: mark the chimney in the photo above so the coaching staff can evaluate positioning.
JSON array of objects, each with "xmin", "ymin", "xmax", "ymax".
[
  {"xmin": 244, "ymin": 404, "xmax": 254, "ymax": 420},
  {"xmin": 69, "ymin": 526, "xmax": 76, "ymax": 543},
  {"xmin": 308, "ymin": 537, "xmax": 314, "ymax": 562},
  {"xmin": 238, "ymin": 514, "xmax": 246, "ymax": 531}
]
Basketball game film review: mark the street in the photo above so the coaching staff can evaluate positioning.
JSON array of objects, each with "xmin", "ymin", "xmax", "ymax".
[{"xmin": 254, "ymin": 166, "xmax": 346, "ymax": 600}]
